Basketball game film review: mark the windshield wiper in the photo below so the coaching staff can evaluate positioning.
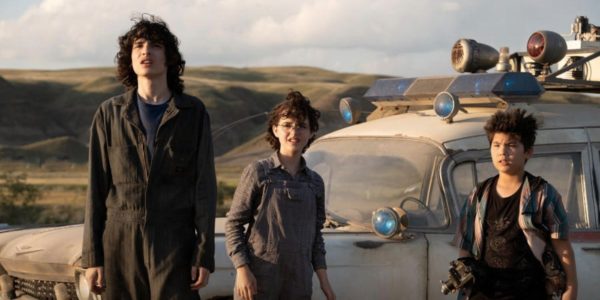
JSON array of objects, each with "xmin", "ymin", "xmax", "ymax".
[{"xmin": 324, "ymin": 214, "xmax": 348, "ymax": 229}]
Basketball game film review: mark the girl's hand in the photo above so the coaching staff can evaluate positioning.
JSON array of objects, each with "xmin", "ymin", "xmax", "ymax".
[{"xmin": 235, "ymin": 265, "xmax": 257, "ymax": 300}]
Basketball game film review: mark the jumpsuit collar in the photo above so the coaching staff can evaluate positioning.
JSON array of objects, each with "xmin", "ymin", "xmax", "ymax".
[
  {"xmin": 118, "ymin": 89, "xmax": 195, "ymax": 131},
  {"xmin": 269, "ymin": 151, "xmax": 308, "ymax": 175}
]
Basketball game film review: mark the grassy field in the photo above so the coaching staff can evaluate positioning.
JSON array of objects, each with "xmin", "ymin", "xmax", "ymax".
[{"xmin": 0, "ymin": 161, "xmax": 244, "ymax": 225}]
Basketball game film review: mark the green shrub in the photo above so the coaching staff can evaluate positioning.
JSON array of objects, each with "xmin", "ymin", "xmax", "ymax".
[
  {"xmin": 217, "ymin": 181, "xmax": 236, "ymax": 206},
  {"xmin": 0, "ymin": 172, "xmax": 42, "ymax": 224},
  {"xmin": 36, "ymin": 204, "xmax": 84, "ymax": 224},
  {"xmin": 216, "ymin": 181, "xmax": 236, "ymax": 217}
]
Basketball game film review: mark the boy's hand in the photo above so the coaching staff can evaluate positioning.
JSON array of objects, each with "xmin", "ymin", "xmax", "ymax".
[
  {"xmin": 551, "ymin": 239, "xmax": 577, "ymax": 300},
  {"xmin": 316, "ymin": 268, "xmax": 336, "ymax": 300},
  {"xmin": 320, "ymin": 281, "xmax": 336, "ymax": 300},
  {"xmin": 85, "ymin": 266, "xmax": 105, "ymax": 294},
  {"xmin": 190, "ymin": 266, "xmax": 210, "ymax": 290}
]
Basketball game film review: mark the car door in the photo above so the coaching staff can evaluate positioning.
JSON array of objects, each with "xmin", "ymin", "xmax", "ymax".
[
  {"xmin": 311, "ymin": 231, "xmax": 429, "ymax": 300},
  {"xmin": 443, "ymin": 138, "xmax": 599, "ymax": 299}
]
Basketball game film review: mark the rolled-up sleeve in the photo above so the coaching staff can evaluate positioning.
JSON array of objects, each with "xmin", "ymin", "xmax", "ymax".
[
  {"xmin": 225, "ymin": 163, "xmax": 260, "ymax": 268},
  {"xmin": 311, "ymin": 173, "xmax": 327, "ymax": 270},
  {"xmin": 82, "ymin": 107, "xmax": 111, "ymax": 268},
  {"xmin": 193, "ymin": 111, "xmax": 217, "ymax": 272}
]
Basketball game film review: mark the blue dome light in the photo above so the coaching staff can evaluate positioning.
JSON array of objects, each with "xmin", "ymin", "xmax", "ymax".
[
  {"xmin": 372, "ymin": 208, "xmax": 399, "ymax": 238},
  {"xmin": 341, "ymin": 105, "xmax": 353, "ymax": 123},
  {"xmin": 433, "ymin": 92, "xmax": 460, "ymax": 122},
  {"xmin": 339, "ymin": 97, "xmax": 361, "ymax": 124}
]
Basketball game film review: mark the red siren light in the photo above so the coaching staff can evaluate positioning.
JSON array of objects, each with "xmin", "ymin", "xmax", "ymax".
[
  {"xmin": 526, "ymin": 30, "xmax": 567, "ymax": 64},
  {"xmin": 527, "ymin": 32, "xmax": 545, "ymax": 58}
]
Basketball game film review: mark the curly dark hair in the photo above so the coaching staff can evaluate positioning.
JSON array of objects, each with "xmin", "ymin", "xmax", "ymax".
[
  {"xmin": 484, "ymin": 108, "xmax": 539, "ymax": 151},
  {"xmin": 115, "ymin": 14, "xmax": 185, "ymax": 94},
  {"xmin": 266, "ymin": 91, "xmax": 321, "ymax": 153}
]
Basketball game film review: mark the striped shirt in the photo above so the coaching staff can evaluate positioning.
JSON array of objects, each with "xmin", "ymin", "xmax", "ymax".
[{"xmin": 454, "ymin": 172, "xmax": 569, "ymax": 263}]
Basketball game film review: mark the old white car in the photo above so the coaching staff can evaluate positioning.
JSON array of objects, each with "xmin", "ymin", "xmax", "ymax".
[{"xmin": 1, "ymin": 16, "xmax": 600, "ymax": 300}]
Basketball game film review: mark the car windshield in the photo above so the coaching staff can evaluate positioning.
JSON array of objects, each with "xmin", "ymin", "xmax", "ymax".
[{"xmin": 305, "ymin": 137, "xmax": 448, "ymax": 230}]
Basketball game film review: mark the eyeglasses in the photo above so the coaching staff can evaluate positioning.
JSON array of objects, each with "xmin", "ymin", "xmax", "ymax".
[{"xmin": 277, "ymin": 122, "xmax": 309, "ymax": 132}]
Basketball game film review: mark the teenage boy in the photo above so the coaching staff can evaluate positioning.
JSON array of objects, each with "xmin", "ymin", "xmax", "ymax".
[
  {"xmin": 82, "ymin": 15, "xmax": 216, "ymax": 299},
  {"xmin": 454, "ymin": 108, "xmax": 577, "ymax": 300}
]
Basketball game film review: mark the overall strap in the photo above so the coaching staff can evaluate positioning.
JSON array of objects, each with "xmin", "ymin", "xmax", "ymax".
[
  {"xmin": 244, "ymin": 160, "xmax": 272, "ymax": 243},
  {"xmin": 251, "ymin": 160, "xmax": 272, "ymax": 214}
]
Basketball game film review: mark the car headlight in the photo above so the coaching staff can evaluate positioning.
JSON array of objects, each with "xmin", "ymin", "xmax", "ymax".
[{"xmin": 371, "ymin": 207, "xmax": 408, "ymax": 239}]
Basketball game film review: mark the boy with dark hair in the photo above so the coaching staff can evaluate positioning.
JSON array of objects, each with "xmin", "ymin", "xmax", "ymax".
[
  {"xmin": 454, "ymin": 108, "xmax": 577, "ymax": 300},
  {"xmin": 82, "ymin": 14, "xmax": 216, "ymax": 299},
  {"xmin": 225, "ymin": 91, "xmax": 335, "ymax": 300}
]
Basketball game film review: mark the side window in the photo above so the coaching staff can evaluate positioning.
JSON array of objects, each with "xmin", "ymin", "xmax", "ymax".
[
  {"xmin": 450, "ymin": 160, "xmax": 496, "ymax": 211},
  {"xmin": 525, "ymin": 154, "xmax": 588, "ymax": 229},
  {"xmin": 451, "ymin": 152, "xmax": 589, "ymax": 229},
  {"xmin": 452, "ymin": 162, "xmax": 476, "ymax": 210},
  {"xmin": 475, "ymin": 161, "xmax": 495, "ymax": 182}
]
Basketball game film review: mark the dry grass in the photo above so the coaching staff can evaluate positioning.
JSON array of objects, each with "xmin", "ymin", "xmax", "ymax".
[
  {"xmin": 2, "ymin": 163, "xmax": 238, "ymax": 223},
  {"xmin": 26, "ymin": 172, "xmax": 88, "ymax": 186},
  {"xmin": 38, "ymin": 185, "xmax": 87, "ymax": 206}
]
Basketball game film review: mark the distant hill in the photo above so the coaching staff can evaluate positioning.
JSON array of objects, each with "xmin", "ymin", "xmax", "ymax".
[
  {"xmin": 0, "ymin": 136, "xmax": 88, "ymax": 164},
  {"xmin": 0, "ymin": 66, "xmax": 388, "ymax": 166}
]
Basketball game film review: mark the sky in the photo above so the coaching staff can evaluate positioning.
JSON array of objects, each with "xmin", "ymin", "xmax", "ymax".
[{"xmin": 0, "ymin": 0, "xmax": 598, "ymax": 77}]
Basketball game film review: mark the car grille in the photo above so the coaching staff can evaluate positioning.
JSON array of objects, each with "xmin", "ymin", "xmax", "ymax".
[{"xmin": 12, "ymin": 277, "xmax": 78, "ymax": 300}]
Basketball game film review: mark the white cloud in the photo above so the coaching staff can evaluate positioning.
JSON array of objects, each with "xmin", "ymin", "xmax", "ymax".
[
  {"xmin": 243, "ymin": 0, "xmax": 460, "ymax": 51},
  {"xmin": 0, "ymin": 0, "xmax": 598, "ymax": 75},
  {"xmin": 441, "ymin": 1, "xmax": 461, "ymax": 12}
]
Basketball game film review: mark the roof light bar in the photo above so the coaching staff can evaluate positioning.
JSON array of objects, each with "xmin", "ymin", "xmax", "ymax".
[{"xmin": 363, "ymin": 72, "xmax": 543, "ymax": 103}]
